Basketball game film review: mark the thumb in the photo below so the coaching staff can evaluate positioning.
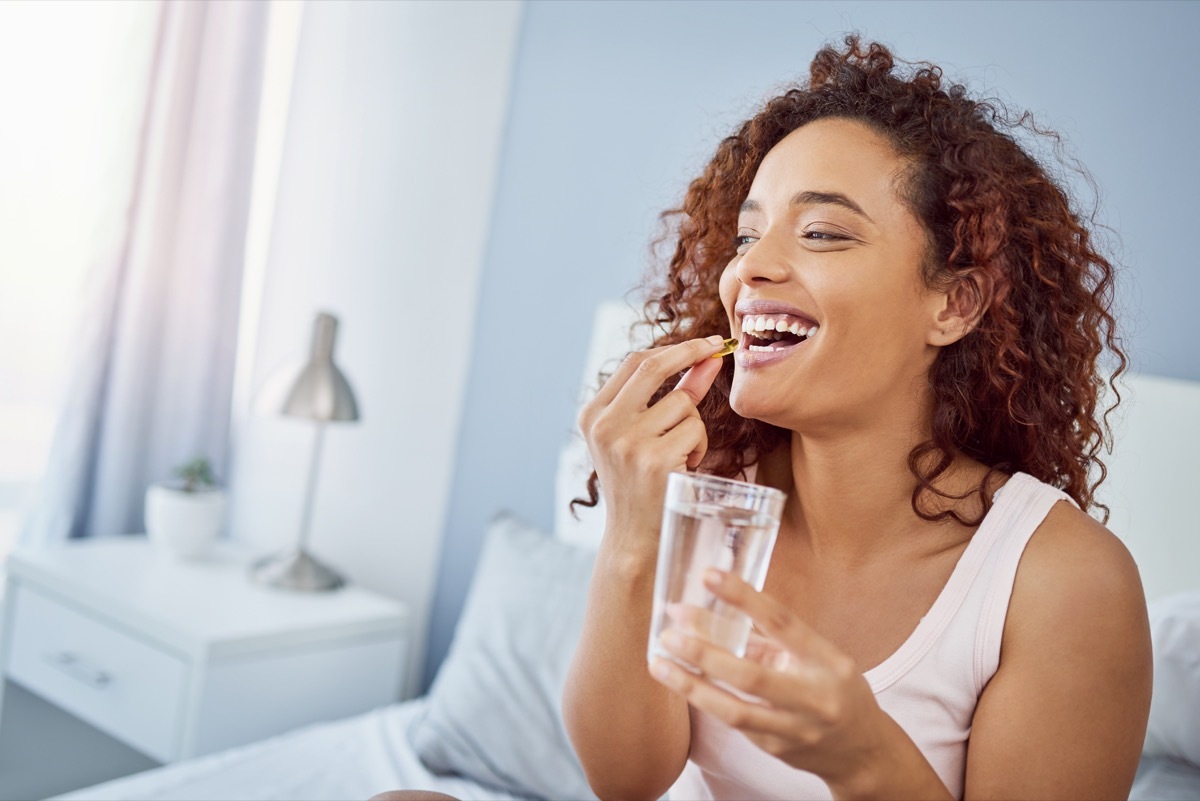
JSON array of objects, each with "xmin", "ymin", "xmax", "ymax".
[{"xmin": 673, "ymin": 352, "xmax": 724, "ymax": 405}]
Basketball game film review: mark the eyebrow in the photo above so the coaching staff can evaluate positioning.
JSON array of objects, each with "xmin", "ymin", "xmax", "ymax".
[{"xmin": 740, "ymin": 190, "xmax": 874, "ymax": 223}]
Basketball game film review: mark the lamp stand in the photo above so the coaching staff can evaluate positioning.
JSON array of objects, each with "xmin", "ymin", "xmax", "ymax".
[{"xmin": 250, "ymin": 422, "xmax": 345, "ymax": 591}]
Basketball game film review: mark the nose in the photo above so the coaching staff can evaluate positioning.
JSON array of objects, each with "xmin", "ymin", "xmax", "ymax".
[{"xmin": 733, "ymin": 229, "xmax": 792, "ymax": 286}]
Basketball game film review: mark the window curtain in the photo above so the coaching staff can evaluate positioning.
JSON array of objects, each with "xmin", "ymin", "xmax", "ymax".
[{"xmin": 21, "ymin": 0, "xmax": 271, "ymax": 544}]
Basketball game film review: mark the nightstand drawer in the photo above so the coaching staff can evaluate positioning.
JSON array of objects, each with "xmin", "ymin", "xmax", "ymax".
[{"xmin": 6, "ymin": 584, "xmax": 188, "ymax": 761}]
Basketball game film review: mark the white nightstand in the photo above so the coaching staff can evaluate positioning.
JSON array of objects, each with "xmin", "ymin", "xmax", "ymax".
[{"xmin": 0, "ymin": 536, "xmax": 409, "ymax": 763}]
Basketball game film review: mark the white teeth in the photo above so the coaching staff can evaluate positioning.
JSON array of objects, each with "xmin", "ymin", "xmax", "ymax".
[
  {"xmin": 740, "ymin": 313, "xmax": 819, "ymax": 337},
  {"xmin": 736, "ymin": 316, "xmax": 821, "ymax": 355}
]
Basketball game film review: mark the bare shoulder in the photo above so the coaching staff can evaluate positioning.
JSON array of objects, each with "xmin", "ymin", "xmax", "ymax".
[
  {"xmin": 1009, "ymin": 500, "xmax": 1147, "ymax": 637},
  {"xmin": 1001, "ymin": 498, "xmax": 1152, "ymax": 695}
]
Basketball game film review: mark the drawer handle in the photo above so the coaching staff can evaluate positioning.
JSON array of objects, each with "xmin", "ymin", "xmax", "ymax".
[{"xmin": 42, "ymin": 651, "xmax": 113, "ymax": 689}]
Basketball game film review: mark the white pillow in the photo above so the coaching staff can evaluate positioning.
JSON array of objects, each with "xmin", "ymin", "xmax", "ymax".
[
  {"xmin": 1144, "ymin": 591, "xmax": 1200, "ymax": 766},
  {"xmin": 408, "ymin": 512, "xmax": 598, "ymax": 800}
]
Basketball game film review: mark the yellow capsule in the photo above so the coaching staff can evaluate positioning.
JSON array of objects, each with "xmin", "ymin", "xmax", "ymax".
[{"xmin": 711, "ymin": 337, "xmax": 739, "ymax": 358}]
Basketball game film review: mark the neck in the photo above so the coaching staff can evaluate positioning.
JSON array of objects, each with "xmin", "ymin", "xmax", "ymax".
[{"xmin": 759, "ymin": 396, "xmax": 986, "ymax": 566}]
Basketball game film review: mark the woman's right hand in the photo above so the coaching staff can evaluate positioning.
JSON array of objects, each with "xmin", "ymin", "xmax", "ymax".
[{"xmin": 578, "ymin": 335, "xmax": 727, "ymax": 552}]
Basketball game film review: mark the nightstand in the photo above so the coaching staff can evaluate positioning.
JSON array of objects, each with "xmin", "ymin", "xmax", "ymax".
[{"xmin": 0, "ymin": 536, "xmax": 409, "ymax": 763}]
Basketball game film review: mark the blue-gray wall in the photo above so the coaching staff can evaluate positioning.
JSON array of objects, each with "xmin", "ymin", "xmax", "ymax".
[{"xmin": 424, "ymin": 0, "xmax": 1200, "ymax": 686}]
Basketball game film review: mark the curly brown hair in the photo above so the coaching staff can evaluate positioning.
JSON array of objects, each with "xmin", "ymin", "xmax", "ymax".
[{"xmin": 578, "ymin": 35, "xmax": 1125, "ymax": 525}]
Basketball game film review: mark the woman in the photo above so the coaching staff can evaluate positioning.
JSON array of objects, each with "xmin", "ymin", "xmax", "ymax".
[{"xmin": 563, "ymin": 37, "xmax": 1151, "ymax": 800}]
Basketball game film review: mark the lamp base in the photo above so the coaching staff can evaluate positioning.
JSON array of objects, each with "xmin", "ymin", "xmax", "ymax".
[{"xmin": 249, "ymin": 548, "xmax": 345, "ymax": 592}]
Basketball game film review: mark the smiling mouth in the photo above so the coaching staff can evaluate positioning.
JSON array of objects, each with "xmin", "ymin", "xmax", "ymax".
[{"xmin": 740, "ymin": 313, "xmax": 820, "ymax": 352}]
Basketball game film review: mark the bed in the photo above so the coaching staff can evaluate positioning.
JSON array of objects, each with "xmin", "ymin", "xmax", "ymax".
[{"xmin": 56, "ymin": 301, "xmax": 1200, "ymax": 801}]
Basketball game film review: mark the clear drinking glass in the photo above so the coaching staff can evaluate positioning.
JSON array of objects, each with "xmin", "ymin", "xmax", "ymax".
[{"xmin": 647, "ymin": 471, "xmax": 786, "ymax": 667}]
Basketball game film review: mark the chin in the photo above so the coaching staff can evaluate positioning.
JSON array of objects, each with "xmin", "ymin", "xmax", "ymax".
[
  {"xmin": 729, "ymin": 388, "xmax": 780, "ymax": 427},
  {"xmin": 730, "ymin": 384, "xmax": 826, "ymax": 435}
]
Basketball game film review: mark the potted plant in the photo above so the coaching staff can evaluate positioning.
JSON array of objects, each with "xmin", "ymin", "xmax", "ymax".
[{"xmin": 145, "ymin": 456, "xmax": 227, "ymax": 559}]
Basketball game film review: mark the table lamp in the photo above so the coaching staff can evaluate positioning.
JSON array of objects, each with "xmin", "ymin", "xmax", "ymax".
[{"xmin": 250, "ymin": 312, "xmax": 359, "ymax": 591}]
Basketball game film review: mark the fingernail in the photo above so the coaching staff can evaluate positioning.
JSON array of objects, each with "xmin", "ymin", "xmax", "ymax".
[
  {"xmin": 703, "ymin": 568, "xmax": 723, "ymax": 588},
  {"xmin": 711, "ymin": 337, "xmax": 739, "ymax": 358},
  {"xmin": 705, "ymin": 334, "xmax": 725, "ymax": 346},
  {"xmin": 662, "ymin": 629, "xmax": 685, "ymax": 650},
  {"xmin": 650, "ymin": 659, "xmax": 672, "ymax": 681}
]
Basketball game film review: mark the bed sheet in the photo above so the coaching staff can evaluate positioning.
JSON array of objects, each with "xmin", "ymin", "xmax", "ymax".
[
  {"xmin": 51, "ymin": 698, "xmax": 532, "ymax": 801},
  {"xmin": 1130, "ymin": 755, "xmax": 1200, "ymax": 801}
]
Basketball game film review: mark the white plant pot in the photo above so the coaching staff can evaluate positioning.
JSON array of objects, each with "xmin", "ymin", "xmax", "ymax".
[{"xmin": 145, "ymin": 483, "xmax": 227, "ymax": 559}]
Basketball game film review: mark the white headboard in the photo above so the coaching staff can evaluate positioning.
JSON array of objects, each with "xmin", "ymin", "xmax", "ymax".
[
  {"xmin": 556, "ymin": 301, "xmax": 1200, "ymax": 602},
  {"xmin": 1096, "ymin": 373, "xmax": 1200, "ymax": 601}
]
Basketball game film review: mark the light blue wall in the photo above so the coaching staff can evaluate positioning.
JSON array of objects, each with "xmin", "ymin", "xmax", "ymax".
[{"xmin": 425, "ymin": 0, "xmax": 1200, "ymax": 685}]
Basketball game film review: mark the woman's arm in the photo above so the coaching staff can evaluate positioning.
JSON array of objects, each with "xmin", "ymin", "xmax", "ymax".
[
  {"xmin": 965, "ymin": 503, "xmax": 1152, "ymax": 799},
  {"xmin": 564, "ymin": 539, "xmax": 692, "ymax": 800},
  {"xmin": 562, "ymin": 336, "xmax": 726, "ymax": 801}
]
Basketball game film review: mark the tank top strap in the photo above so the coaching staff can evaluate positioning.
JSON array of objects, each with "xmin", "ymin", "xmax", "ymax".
[{"xmin": 972, "ymin": 472, "xmax": 1077, "ymax": 691}]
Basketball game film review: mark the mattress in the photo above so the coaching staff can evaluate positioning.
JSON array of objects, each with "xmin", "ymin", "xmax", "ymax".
[{"xmin": 51, "ymin": 698, "xmax": 531, "ymax": 801}]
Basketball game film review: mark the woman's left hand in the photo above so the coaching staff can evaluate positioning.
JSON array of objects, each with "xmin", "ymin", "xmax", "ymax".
[{"xmin": 648, "ymin": 569, "xmax": 889, "ymax": 789}]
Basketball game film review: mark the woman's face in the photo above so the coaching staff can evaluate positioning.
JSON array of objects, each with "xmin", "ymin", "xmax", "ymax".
[{"xmin": 719, "ymin": 117, "xmax": 947, "ymax": 435}]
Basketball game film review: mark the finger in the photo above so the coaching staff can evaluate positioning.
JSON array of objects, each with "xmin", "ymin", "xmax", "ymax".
[
  {"xmin": 744, "ymin": 630, "xmax": 791, "ymax": 671},
  {"xmin": 642, "ymin": 390, "xmax": 706, "ymax": 434},
  {"xmin": 658, "ymin": 628, "xmax": 783, "ymax": 701},
  {"xmin": 703, "ymin": 571, "xmax": 843, "ymax": 665},
  {"xmin": 662, "ymin": 606, "xmax": 782, "ymax": 661},
  {"xmin": 637, "ymin": 391, "xmax": 710, "ymax": 468},
  {"xmin": 659, "ymin": 618, "xmax": 835, "ymax": 726},
  {"xmin": 664, "ymin": 602, "xmax": 728, "ymax": 642},
  {"xmin": 637, "ymin": 390, "xmax": 711, "ymax": 470},
  {"xmin": 649, "ymin": 657, "xmax": 793, "ymax": 736},
  {"xmin": 673, "ymin": 351, "xmax": 724, "ymax": 406},
  {"xmin": 585, "ymin": 345, "xmax": 674, "ymax": 414},
  {"xmin": 656, "ymin": 415, "xmax": 708, "ymax": 473},
  {"xmin": 611, "ymin": 337, "xmax": 727, "ymax": 413}
]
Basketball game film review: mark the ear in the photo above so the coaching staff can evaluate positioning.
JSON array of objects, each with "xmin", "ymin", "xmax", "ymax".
[{"xmin": 926, "ymin": 269, "xmax": 993, "ymax": 346}]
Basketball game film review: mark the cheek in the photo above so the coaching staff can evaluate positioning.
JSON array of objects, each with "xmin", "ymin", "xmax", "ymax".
[{"xmin": 718, "ymin": 264, "xmax": 739, "ymax": 319}]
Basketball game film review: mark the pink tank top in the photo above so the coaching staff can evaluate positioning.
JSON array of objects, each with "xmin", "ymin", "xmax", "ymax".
[{"xmin": 669, "ymin": 472, "xmax": 1074, "ymax": 800}]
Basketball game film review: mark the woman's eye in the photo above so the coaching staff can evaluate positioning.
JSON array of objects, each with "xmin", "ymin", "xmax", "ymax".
[
  {"xmin": 802, "ymin": 230, "xmax": 849, "ymax": 242},
  {"xmin": 733, "ymin": 235, "xmax": 758, "ymax": 253}
]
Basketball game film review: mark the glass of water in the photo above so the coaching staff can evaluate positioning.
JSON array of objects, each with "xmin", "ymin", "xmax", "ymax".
[{"xmin": 648, "ymin": 471, "xmax": 786, "ymax": 668}]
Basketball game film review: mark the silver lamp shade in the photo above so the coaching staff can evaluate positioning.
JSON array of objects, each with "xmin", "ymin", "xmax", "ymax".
[
  {"xmin": 250, "ymin": 312, "xmax": 359, "ymax": 592},
  {"xmin": 278, "ymin": 313, "xmax": 359, "ymax": 422}
]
